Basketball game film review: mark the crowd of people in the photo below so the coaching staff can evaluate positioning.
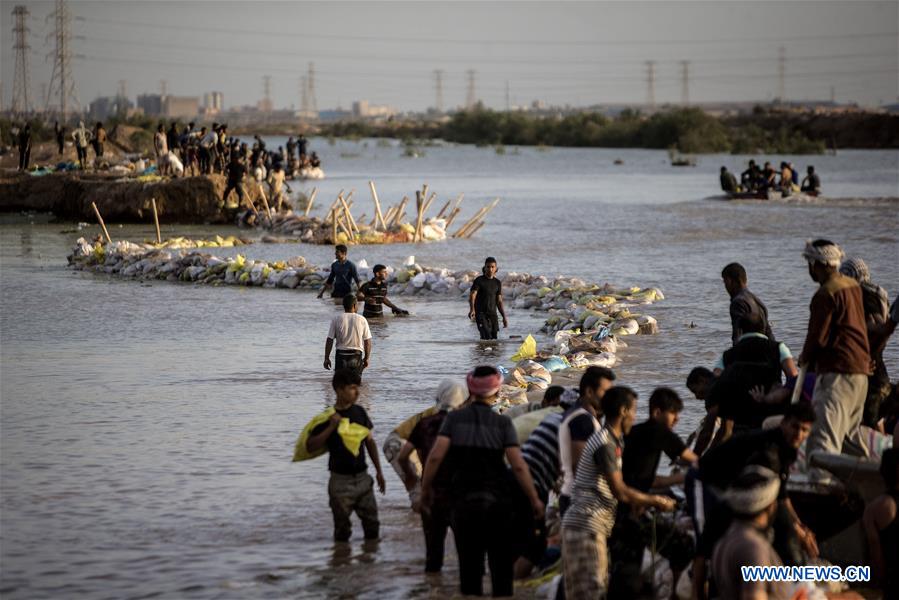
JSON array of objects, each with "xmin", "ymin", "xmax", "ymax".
[
  {"xmin": 298, "ymin": 239, "xmax": 898, "ymax": 598},
  {"xmin": 720, "ymin": 160, "xmax": 822, "ymax": 195}
]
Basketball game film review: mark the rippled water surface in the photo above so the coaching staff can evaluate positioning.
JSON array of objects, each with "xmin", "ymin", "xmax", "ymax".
[{"xmin": 2, "ymin": 142, "xmax": 898, "ymax": 598}]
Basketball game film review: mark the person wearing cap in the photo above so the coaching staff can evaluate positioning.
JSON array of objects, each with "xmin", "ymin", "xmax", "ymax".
[
  {"xmin": 420, "ymin": 366, "xmax": 544, "ymax": 598},
  {"xmin": 396, "ymin": 380, "xmax": 467, "ymax": 573},
  {"xmin": 710, "ymin": 466, "xmax": 791, "ymax": 600},
  {"xmin": 358, "ymin": 265, "xmax": 408, "ymax": 319},
  {"xmin": 562, "ymin": 386, "xmax": 676, "ymax": 599},
  {"xmin": 800, "ymin": 239, "xmax": 871, "ymax": 482},
  {"xmin": 840, "ymin": 257, "xmax": 893, "ymax": 429}
]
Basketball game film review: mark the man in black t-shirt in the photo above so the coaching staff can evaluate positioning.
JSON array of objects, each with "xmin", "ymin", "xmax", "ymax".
[
  {"xmin": 609, "ymin": 388, "xmax": 699, "ymax": 597},
  {"xmin": 358, "ymin": 264, "xmax": 408, "ymax": 318},
  {"xmin": 222, "ymin": 153, "xmax": 248, "ymax": 210},
  {"xmin": 306, "ymin": 369, "xmax": 386, "ymax": 542},
  {"xmin": 468, "ymin": 257, "xmax": 508, "ymax": 340}
]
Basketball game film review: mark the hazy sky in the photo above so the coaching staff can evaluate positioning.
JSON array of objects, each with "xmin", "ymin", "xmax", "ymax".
[{"xmin": 2, "ymin": 1, "xmax": 897, "ymax": 112}]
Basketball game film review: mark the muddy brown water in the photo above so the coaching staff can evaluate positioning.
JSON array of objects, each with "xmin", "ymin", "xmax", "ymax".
[{"xmin": 1, "ymin": 143, "xmax": 897, "ymax": 598}]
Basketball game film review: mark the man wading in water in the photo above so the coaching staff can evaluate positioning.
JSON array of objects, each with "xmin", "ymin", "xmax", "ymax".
[
  {"xmin": 358, "ymin": 264, "xmax": 408, "ymax": 319},
  {"xmin": 468, "ymin": 257, "xmax": 508, "ymax": 340},
  {"xmin": 324, "ymin": 295, "xmax": 372, "ymax": 379},
  {"xmin": 319, "ymin": 245, "xmax": 361, "ymax": 302}
]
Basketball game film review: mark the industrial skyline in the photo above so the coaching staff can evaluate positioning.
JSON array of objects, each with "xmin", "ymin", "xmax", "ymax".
[{"xmin": 2, "ymin": 0, "xmax": 897, "ymax": 114}]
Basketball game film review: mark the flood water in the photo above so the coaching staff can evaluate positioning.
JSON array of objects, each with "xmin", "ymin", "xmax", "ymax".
[{"xmin": 1, "ymin": 141, "xmax": 897, "ymax": 598}]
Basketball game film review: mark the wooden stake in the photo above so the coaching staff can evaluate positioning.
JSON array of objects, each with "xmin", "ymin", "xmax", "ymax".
[
  {"xmin": 423, "ymin": 192, "xmax": 436, "ymax": 216},
  {"xmin": 150, "ymin": 197, "xmax": 162, "ymax": 244},
  {"xmin": 391, "ymin": 196, "xmax": 409, "ymax": 227},
  {"xmin": 444, "ymin": 207, "xmax": 462, "ymax": 229},
  {"xmin": 258, "ymin": 183, "xmax": 273, "ymax": 222},
  {"xmin": 414, "ymin": 191, "xmax": 423, "ymax": 242},
  {"xmin": 369, "ymin": 181, "xmax": 386, "ymax": 231},
  {"xmin": 332, "ymin": 211, "xmax": 338, "ymax": 243},
  {"xmin": 91, "ymin": 202, "xmax": 113, "ymax": 243},
  {"xmin": 339, "ymin": 195, "xmax": 358, "ymax": 233},
  {"xmin": 435, "ymin": 200, "xmax": 451, "ymax": 219},
  {"xmin": 383, "ymin": 205, "xmax": 397, "ymax": 227},
  {"xmin": 304, "ymin": 187, "xmax": 318, "ymax": 217},
  {"xmin": 464, "ymin": 220, "xmax": 486, "ymax": 239}
]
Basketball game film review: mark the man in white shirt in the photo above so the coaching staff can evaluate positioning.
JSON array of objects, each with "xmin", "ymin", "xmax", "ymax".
[{"xmin": 324, "ymin": 294, "xmax": 372, "ymax": 378}]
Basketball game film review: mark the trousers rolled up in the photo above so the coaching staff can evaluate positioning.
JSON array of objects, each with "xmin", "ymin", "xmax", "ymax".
[
  {"xmin": 328, "ymin": 472, "xmax": 380, "ymax": 542},
  {"xmin": 807, "ymin": 372, "xmax": 868, "ymax": 481}
]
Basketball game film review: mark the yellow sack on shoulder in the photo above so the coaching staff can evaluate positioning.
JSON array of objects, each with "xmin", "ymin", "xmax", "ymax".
[
  {"xmin": 292, "ymin": 407, "xmax": 335, "ymax": 462},
  {"xmin": 511, "ymin": 334, "xmax": 537, "ymax": 362},
  {"xmin": 338, "ymin": 419, "xmax": 371, "ymax": 457}
]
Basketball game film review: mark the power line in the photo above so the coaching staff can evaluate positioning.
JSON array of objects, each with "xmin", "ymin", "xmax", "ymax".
[
  {"xmin": 79, "ymin": 16, "xmax": 898, "ymax": 47},
  {"xmin": 11, "ymin": 5, "xmax": 32, "ymax": 115}
]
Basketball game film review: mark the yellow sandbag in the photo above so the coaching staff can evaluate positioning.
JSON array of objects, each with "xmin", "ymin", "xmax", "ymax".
[
  {"xmin": 392, "ymin": 406, "xmax": 439, "ymax": 440},
  {"xmin": 292, "ymin": 407, "xmax": 335, "ymax": 462},
  {"xmin": 511, "ymin": 334, "xmax": 537, "ymax": 362},
  {"xmin": 337, "ymin": 419, "xmax": 371, "ymax": 457}
]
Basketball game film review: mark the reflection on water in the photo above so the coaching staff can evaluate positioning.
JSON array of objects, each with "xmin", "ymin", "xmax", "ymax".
[{"xmin": 1, "ymin": 145, "xmax": 897, "ymax": 598}]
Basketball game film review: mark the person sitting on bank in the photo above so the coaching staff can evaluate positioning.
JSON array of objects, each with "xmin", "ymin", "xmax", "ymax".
[
  {"xmin": 324, "ymin": 295, "xmax": 372, "ymax": 379},
  {"xmin": 319, "ymin": 244, "xmax": 361, "ymax": 301},
  {"xmin": 305, "ymin": 369, "xmax": 386, "ymax": 542},
  {"xmin": 720, "ymin": 166, "xmax": 738, "ymax": 193},
  {"xmin": 722, "ymin": 262, "xmax": 774, "ymax": 344},
  {"xmin": 801, "ymin": 165, "xmax": 821, "ymax": 194},
  {"xmin": 358, "ymin": 264, "xmax": 408, "ymax": 319},
  {"xmin": 686, "ymin": 366, "xmax": 720, "ymax": 456}
]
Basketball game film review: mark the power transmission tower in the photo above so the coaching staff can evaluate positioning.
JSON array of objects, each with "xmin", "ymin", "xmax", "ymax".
[
  {"xmin": 45, "ymin": 0, "xmax": 79, "ymax": 121},
  {"xmin": 645, "ymin": 61, "xmax": 656, "ymax": 109},
  {"xmin": 505, "ymin": 80, "xmax": 511, "ymax": 111},
  {"xmin": 117, "ymin": 79, "xmax": 127, "ymax": 99},
  {"xmin": 262, "ymin": 74, "xmax": 272, "ymax": 113},
  {"xmin": 300, "ymin": 75, "xmax": 309, "ymax": 119},
  {"xmin": 465, "ymin": 69, "xmax": 476, "ymax": 110},
  {"xmin": 433, "ymin": 69, "xmax": 444, "ymax": 113},
  {"xmin": 11, "ymin": 5, "xmax": 32, "ymax": 115},
  {"xmin": 159, "ymin": 79, "xmax": 167, "ymax": 97},
  {"xmin": 680, "ymin": 61, "xmax": 690, "ymax": 106},
  {"xmin": 777, "ymin": 46, "xmax": 786, "ymax": 104},
  {"xmin": 307, "ymin": 62, "xmax": 317, "ymax": 116}
]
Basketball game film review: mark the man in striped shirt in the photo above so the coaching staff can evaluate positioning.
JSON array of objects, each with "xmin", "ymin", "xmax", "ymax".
[
  {"xmin": 561, "ymin": 387, "xmax": 676, "ymax": 598},
  {"xmin": 358, "ymin": 264, "xmax": 408, "ymax": 318}
]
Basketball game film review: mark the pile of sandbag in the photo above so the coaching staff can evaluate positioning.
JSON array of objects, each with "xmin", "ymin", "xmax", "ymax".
[{"xmin": 258, "ymin": 210, "xmax": 447, "ymax": 245}]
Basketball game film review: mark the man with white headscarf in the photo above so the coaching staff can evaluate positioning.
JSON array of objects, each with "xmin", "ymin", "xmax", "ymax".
[
  {"xmin": 711, "ymin": 466, "xmax": 791, "ymax": 600},
  {"xmin": 396, "ymin": 379, "xmax": 467, "ymax": 573},
  {"xmin": 841, "ymin": 257, "xmax": 893, "ymax": 428},
  {"xmin": 799, "ymin": 239, "xmax": 871, "ymax": 482}
]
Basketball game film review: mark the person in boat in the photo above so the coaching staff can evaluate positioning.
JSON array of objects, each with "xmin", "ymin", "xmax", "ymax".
[
  {"xmin": 720, "ymin": 166, "xmax": 738, "ymax": 193},
  {"xmin": 799, "ymin": 239, "xmax": 871, "ymax": 483},
  {"xmin": 864, "ymin": 447, "xmax": 899, "ymax": 599},
  {"xmin": 801, "ymin": 165, "xmax": 821, "ymax": 194},
  {"xmin": 687, "ymin": 402, "xmax": 818, "ymax": 600},
  {"xmin": 790, "ymin": 162, "xmax": 800, "ymax": 187},
  {"xmin": 310, "ymin": 152, "xmax": 321, "ymax": 168},
  {"xmin": 297, "ymin": 134, "xmax": 308, "ymax": 158},
  {"xmin": 761, "ymin": 161, "xmax": 777, "ymax": 190},
  {"xmin": 740, "ymin": 160, "xmax": 758, "ymax": 190},
  {"xmin": 779, "ymin": 162, "xmax": 793, "ymax": 192},
  {"xmin": 840, "ymin": 257, "xmax": 893, "ymax": 429}
]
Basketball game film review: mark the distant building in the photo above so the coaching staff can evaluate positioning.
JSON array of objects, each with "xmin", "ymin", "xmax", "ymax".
[
  {"xmin": 352, "ymin": 100, "xmax": 397, "ymax": 119},
  {"xmin": 137, "ymin": 93, "xmax": 164, "ymax": 117},
  {"xmin": 203, "ymin": 91, "xmax": 224, "ymax": 111},
  {"xmin": 89, "ymin": 95, "xmax": 133, "ymax": 120},
  {"xmin": 163, "ymin": 96, "xmax": 200, "ymax": 119}
]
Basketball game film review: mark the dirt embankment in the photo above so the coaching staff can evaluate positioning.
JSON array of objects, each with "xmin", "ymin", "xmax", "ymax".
[{"xmin": 0, "ymin": 172, "xmax": 264, "ymax": 223}]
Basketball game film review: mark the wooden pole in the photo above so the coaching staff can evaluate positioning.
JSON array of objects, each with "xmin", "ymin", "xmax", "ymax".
[
  {"xmin": 383, "ymin": 205, "xmax": 397, "ymax": 227},
  {"xmin": 304, "ymin": 187, "xmax": 318, "ymax": 217},
  {"xmin": 390, "ymin": 197, "xmax": 409, "ymax": 227},
  {"xmin": 435, "ymin": 200, "xmax": 451, "ymax": 219},
  {"xmin": 150, "ymin": 197, "xmax": 162, "ymax": 244},
  {"xmin": 453, "ymin": 193, "xmax": 465, "ymax": 210},
  {"xmin": 453, "ymin": 207, "xmax": 488, "ymax": 238},
  {"xmin": 332, "ymin": 211, "xmax": 338, "ymax": 243},
  {"xmin": 339, "ymin": 195, "xmax": 358, "ymax": 233},
  {"xmin": 414, "ymin": 191, "xmax": 423, "ymax": 242},
  {"xmin": 444, "ymin": 207, "xmax": 462, "ymax": 229},
  {"xmin": 423, "ymin": 192, "xmax": 437, "ymax": 216},
  {"xmin": 258, "ymin": 184, "xmax": 273, "ymax": 222},
  {"xmin": 369, "ymin": 181, "xmax": 386, "ymax": 231},
  {"xmin": 455, "ymin": 198, "xmax": 499, "ymax": 238},
  {"xmin": 464, "ymin": 220, "xmax": 486, "ymax": 239},
  {"xmin": 91, "ymin": 202, "xmax": 113, "ymax": 243}
]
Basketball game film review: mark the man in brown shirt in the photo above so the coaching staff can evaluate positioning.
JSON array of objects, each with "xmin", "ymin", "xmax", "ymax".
[{"xmin": 799, "ymin": 239, "xmax": 871, "ymax": 482}]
